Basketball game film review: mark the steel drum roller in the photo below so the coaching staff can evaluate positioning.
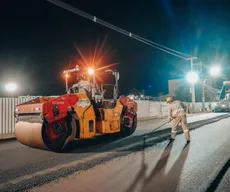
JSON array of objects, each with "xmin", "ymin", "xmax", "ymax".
[
  {"xmin": 15, "ymin": 118, "xmax": 76, "ymax": 151},
  {"xmin": 15, "ymin": 121, "xmax": 47, "ymax": 149}
]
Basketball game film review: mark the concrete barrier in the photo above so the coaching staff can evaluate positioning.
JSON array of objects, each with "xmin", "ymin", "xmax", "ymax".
[{"xmin": 0, "ymin": 97, "xmax": 217, "ymax": 139}]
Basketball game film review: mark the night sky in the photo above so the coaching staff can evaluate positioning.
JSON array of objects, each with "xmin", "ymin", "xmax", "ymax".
[{"xmin": 1, "ymin": 0, "xmax": 230, "ymax": 97}]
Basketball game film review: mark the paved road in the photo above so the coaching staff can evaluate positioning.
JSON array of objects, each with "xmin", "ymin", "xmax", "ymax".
[
  {"xmin": 30, "ymin": 117, "xmax": 230, "ymax": 192},
  {"xmin": 0, "ymin": 113, "xmax": 229, "ymax": 192}
]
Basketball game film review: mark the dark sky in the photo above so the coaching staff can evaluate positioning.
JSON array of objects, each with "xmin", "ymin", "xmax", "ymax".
[{"xmin": 1, "ymin": 0, "xmax": 230, "ymax": 96}]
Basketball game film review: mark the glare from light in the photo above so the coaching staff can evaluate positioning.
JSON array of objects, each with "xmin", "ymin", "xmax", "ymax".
[
  {"xmin": 186, "ymin": 71, "xmax": 199, "ymax": 84},
  {"xmin": 65, "ymin": 73, "xmax": 69, "ymax": 78},
  {"xmin": 88, "ymin": 68, "xmax": 95, "ymax": 75},
  {"xmin": 210, "ymin": 66, "xmax": 221, "ymax": 77},
  {"xmin": 128, "ymin": 95, "xmax": 135, "ymax": 100},
  {"xmin": 5, "ymin": 83, "xmax": 17, "ymax": 92}
]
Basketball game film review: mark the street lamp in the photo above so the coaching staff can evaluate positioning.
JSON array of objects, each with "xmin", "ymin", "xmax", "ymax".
[
  {"xmin": 201, "ymin": 66, "xmax": 221, "ymax": 111},
  {"xmin": 186, "ymin": 71, "xmax": 199, "ymax": 84},
  {"xmin": 88, "ymin": 68, "xmax": 95, "ymax": 75},
  {"xmin": 87, "ymin": 67, "xmax": 96, "ymax": 98},
  {"xmin": 210, "ymin": 65, "xmax": 221, "ymax": 77},
  {"xmin": 5, "ymin": 83, "xmax": 17, "ymax": 97},
  {"xmin": 87, "ymin": 67, "xmax": 95, "ymax": 81},
  {"xmin": 186, "ymin": 71, "xmax": 198, "ymax": 113}
]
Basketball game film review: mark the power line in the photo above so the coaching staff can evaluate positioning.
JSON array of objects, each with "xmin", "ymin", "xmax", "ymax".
[
  {"xmin": 47, "ymin": 0, "xmax": 194, "ymax": 60},
  {"xmin": 131, "ymin": 36, "xmax": 189, "ymax": 60},
  {"xmin": 132, "ymin": 34, "xmax": 191, "ymax": 58}
]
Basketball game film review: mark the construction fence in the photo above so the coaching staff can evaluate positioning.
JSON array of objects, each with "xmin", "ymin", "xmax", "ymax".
[{"xmin": 0, "ymin": 96, "xmax": 217, "ymax": 139}]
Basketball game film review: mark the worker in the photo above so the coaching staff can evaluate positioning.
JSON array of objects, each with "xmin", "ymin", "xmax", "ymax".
[{"xmin": 166, "ymin": 96, "xmax": 190, "ymax": 144}]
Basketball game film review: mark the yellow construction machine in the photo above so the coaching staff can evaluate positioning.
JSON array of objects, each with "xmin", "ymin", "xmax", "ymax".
[{"xmin": 14, "ymin": 66, "xmax": 138, "ymax": 151}]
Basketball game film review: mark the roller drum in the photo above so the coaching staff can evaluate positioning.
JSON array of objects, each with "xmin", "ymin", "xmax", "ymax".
[
  {"xmin": 15, "ymin": 121, "xmax": 47, "ymax": 149},
  {"xmin": 14, "ymin": 117, "xmax": 77, "ymax": 151}
]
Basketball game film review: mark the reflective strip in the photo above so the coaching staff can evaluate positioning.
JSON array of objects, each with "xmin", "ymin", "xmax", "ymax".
[
  {"xmin": 184, "ymin": 130, "xmax": 189, "ymax": 132},
  {"xmin": 171, "ymin": 130, "xmax": 177, "ymax": 133},
  {"xmin": 172, "ymin": 109, "xmax": 185, "ymax": 116}
]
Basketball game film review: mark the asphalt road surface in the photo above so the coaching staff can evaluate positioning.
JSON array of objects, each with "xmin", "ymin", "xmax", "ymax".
[{"xmin": 0, "ymin": 114, "xmax": 230, "ymax": 192}]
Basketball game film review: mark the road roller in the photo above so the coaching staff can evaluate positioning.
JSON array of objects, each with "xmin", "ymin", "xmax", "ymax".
[{"xmin": 14, "ymin": 66, "xmax": 138, "ymax": 151}]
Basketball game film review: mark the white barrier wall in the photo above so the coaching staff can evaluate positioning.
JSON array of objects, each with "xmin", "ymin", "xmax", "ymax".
[
  {"xmin": 0, "ymin": 97, "xmax": 217, "ymax": 138},
  {"xmin": 0, "ymin": 97, "xmax": 38, "ymax": 136},
  {"xmin": 135, "ymin": 100, "xmax": 149, "ymax": 118},
  {"xmin": 135, "ymin": 100, "xmax": 217, "ymax": 119}
]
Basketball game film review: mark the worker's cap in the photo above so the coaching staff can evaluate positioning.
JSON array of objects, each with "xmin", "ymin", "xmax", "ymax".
[{"xmin": 166, "ymin": 96, "xmax": 173, "ymax": 103}]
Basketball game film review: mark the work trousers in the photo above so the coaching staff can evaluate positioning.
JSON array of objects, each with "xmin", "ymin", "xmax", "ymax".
[{"xmin": 171, "ymin": 115, "xmax": 190, "ymax": 141}]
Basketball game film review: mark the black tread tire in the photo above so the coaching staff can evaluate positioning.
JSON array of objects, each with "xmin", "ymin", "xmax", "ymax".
[
  {"xmin": 42, "ymin": 114, "xmax": 72, "ymax": 152},
  {"xmin": 120, "ymin": 115, "xmax": 137, "ymax": 137}
]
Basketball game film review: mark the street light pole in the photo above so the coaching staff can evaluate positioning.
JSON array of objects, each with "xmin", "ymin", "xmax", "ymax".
[
  {"xmin": 201, "ymin": 65, "xmax": 221, "ymax": 111},
  {"xmin": 199, "ymin": 61, "xmax": 206, "ymax": 112},
  {"xmin": 65, "ymin": 74, "xmax": 69, "ymax": 93},
  {"xmin": 202, "ymin": 79, "xmax": 207, "ymax": 112},
  {"xmin": 190, "ymin": 58, "xmax": 196, "ymax": 113}
]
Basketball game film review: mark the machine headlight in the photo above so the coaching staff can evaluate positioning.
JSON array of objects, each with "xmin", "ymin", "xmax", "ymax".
[
  {"xmin": 14, "ymin": 108, "xmax": 20, "ymax": 118},
  {"xmin": 35, "ymin": 107, "xmax": 41, "ymax": 111},
  {"xmin": 15, "ymin": 108, "xmax": 20, "ymax": 112}
]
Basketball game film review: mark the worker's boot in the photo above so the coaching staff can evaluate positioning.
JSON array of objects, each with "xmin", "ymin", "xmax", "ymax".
[
  {"xmin": 184, "ymin": 131, "xmax": 190, "ymax": 144},
  {"xmin": 169, "ymin": 132, "xmax": 176, "ymax": 142}
]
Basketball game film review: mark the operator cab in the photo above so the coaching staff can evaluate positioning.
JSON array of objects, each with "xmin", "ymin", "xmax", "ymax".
[
  {"xmin": 69, "ymin": 80, "xmax": 105, "ymax": 105},
  {"xmin": 65, "ymin": 66, "xmax": 119, "ymax": 109}
]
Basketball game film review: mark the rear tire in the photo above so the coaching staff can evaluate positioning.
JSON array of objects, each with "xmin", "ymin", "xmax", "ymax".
[
  {"xmin": 42, "ymin": 113, "xmax": 73, "ymax": 152},
  {"xmin": 120, "ymin": 115, "xmax": 137, "ymax": 136}
]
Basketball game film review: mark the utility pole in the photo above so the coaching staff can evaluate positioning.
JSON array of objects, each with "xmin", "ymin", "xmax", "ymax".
[
  {"xmin": 188, "ymin": 57, "xmax": 196, "ymax": 113},
  {"xmin": 202, "ymin": 79, "xmax": 207, "ymax": 112},
  {"xmin": 199, "ymin": 61, "xmax": 206, "ymax": 112}
]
